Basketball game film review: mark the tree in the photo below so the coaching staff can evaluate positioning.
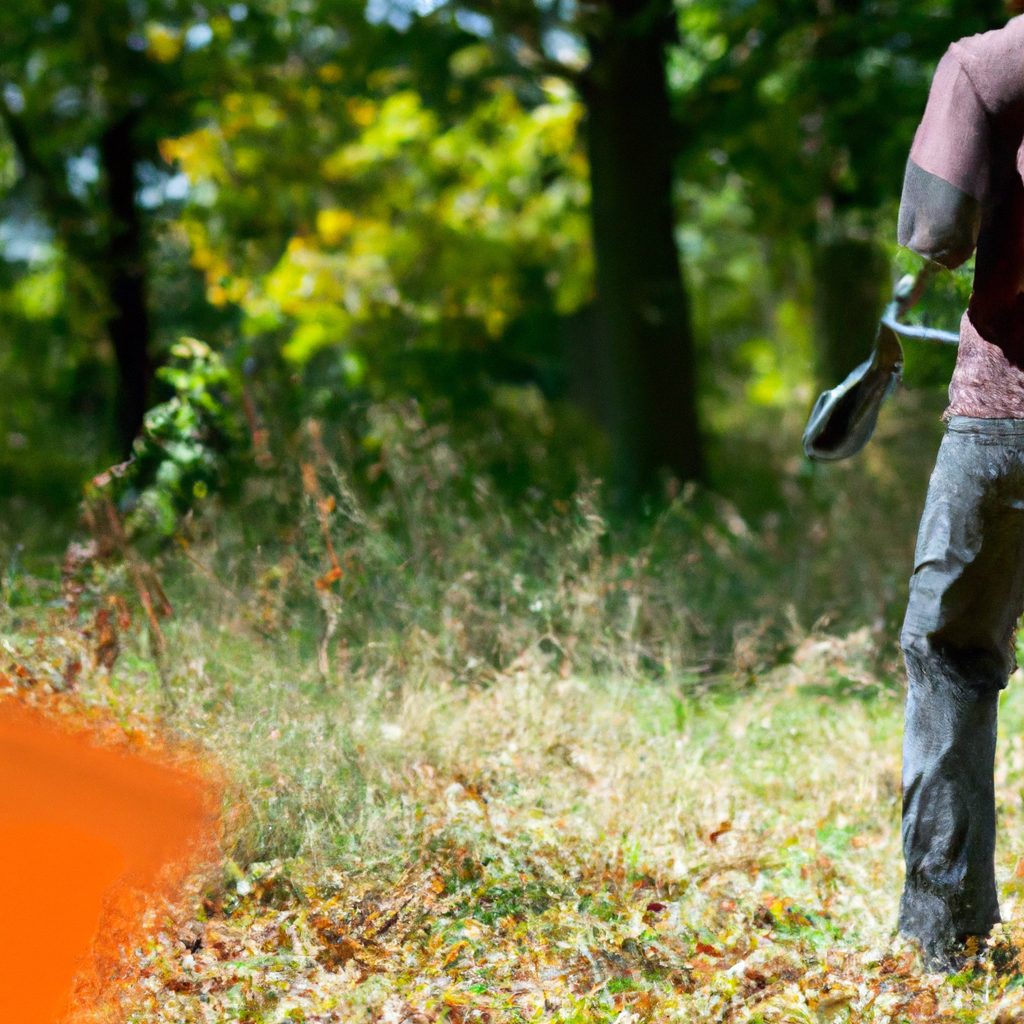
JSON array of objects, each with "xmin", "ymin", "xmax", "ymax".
[
  {"xmin": 671, "ymin": 0, "xmax": 1008, "ymax": 385},
  {"xmin": 380, "ymin": 0, "xmax": 704, "ymax": 501},
  {"xmin": 579, "ymin": 0, "xmax": 703, "ymax": 497},
  {"xmin": 158, "ymin": 5, "xmax": 599, "ymax": 495},
  {"xmin": 0, "ymin": 0, "xmax": 243, "ymax": 452}
]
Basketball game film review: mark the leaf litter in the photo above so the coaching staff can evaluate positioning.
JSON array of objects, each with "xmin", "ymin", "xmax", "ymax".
[{"xmin": 10, "ymin": 625, "xmax": 1024, "ymax": 1022}]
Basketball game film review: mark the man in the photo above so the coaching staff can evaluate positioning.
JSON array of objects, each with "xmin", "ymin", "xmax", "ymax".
[{"xmin": 897, "ymin": 15, "xmax": 1024, "ymax": 970}]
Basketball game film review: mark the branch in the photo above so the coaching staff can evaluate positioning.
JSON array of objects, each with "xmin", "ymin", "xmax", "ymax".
[
  {"xmin": 451, "ymin": 2, "xmax": 587, "ymax": 85},
  {"xmin": 506, "ymin": 44, "xmax": 585, "ymax": 86}
]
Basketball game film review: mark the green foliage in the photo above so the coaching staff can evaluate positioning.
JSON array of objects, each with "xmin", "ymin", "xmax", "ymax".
[
  {"xmin": 675, "ymin": 0, "xmax": 1007, "ymax": 239},
  {"xmin": 164, "ymin": 65, "xmax": 591, "ymax": 439},
  {"xmin": 94, "ymin": 337, "xmax": 246, "ymax": 542},
  {"xmin": 0, "ymin": 0, "xmax": 1005, "ymax": 521}
]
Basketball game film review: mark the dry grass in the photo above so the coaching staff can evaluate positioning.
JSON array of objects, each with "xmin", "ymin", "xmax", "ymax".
[
  {"xmin": 11, "ymin": 394, "xmax": 1024, "ymax": 1020},
  {"xmin": 11, "ymin": 607, "xmax": 1024, "ymax": 1022}
]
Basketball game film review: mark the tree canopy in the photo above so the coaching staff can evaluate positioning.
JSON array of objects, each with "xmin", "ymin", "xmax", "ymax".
[{"xmin": 0, "ymin": 0, "xmax": 1005, "ymax": 515}]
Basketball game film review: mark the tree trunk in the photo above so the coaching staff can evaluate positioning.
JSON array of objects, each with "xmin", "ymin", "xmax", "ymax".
[
  {"xmin": 812, "ymin": 232, "xmax": 888, "ymax": 388},
  {"xmin": 580, "ymin": 0, "xmax": 702, "ymax": 504},
  {"xmin": 99, "ymin": 112, "xmax": 153, "ymax": 454}
]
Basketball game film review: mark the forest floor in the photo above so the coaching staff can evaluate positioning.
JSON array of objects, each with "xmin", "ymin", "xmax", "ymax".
[{"xmin": 9, "ymin": 614, "xmax": 1024, "ymax": 1024}]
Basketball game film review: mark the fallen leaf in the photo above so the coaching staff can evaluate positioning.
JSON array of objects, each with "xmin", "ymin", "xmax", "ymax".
[{"xmin": 709, "ymin": 821, "xmax": 733, "ymax": 844}]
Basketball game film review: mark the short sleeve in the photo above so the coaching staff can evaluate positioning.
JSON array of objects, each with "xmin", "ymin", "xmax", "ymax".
[
  {"xmin": 897, "ymin": 46, "xmax": 991, "ymax": 268},
  {"xmin": 911, "ymin": 46, "xmax": 991, "ymax": 200}
]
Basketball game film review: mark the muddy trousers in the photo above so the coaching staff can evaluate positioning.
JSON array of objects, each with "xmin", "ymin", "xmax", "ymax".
[{"xmin": 899, "ymin": 417, "xmax": 1024, "ymax": 967}]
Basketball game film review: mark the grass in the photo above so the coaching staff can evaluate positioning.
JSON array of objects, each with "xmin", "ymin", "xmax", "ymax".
[
  {"xmin": 10, "ymin": 392, "xmax": 1024, "ymax": 1021},
  {"xmin": 11, "ymin": 605, "xmax": 1024, "ymax": 1022}
]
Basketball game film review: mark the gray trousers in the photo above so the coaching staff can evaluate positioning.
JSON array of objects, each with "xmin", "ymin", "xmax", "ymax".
[{"xmin": 899, "ymin": 416, "xmax": 1024, "ymax": 967}]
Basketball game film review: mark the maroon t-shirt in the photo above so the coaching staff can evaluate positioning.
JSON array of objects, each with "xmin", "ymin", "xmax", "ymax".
[{"xmin": 899, "ymin": 18, "xmax": 1024, "ymax": 418}]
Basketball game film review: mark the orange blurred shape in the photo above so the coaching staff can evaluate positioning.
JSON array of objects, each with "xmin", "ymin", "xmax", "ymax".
[{"xmin": 0, "ymin": 699, "xmax": 221, "ymax": 1023}]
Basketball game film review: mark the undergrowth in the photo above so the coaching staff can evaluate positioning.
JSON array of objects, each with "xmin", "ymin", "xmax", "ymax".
[{"xmin": 7, "ymin": 387, "xmax": 1010, "ymax": 1021}]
